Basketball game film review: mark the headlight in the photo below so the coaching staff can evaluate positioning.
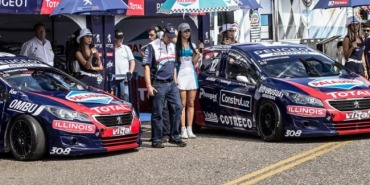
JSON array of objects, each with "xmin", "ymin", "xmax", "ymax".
[
  {"xmin": 45, "ymin": 106, "xmax": 90, "ymax": 122},
  {"xmin": 283, "ymin": 91, "xmax": 323, "ymax": 106}
]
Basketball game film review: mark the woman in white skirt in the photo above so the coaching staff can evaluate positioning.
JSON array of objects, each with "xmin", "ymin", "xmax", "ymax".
[{"xmin": 175, "ymin": 23, "xmax": 202, "ymax": 139}]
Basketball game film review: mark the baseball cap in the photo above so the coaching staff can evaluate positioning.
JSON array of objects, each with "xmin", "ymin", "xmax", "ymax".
[
  {"xmin": 346, "ymin": 16, "xmax": 361, "ymax": 26},
  {"xmin": 163, "ymin": 23, "xmax": 177, "ymax": 39},
  {"xmin": 115, "ymin": 30, "xmax": 124, "ymax": 39},
  {"xmin": 178, "ymin": 23, "xmax": 191, "ymax": 32}
]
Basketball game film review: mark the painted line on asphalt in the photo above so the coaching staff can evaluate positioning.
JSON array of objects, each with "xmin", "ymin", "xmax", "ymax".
[{"xmin": 224, "ymin": 141, "xmax": 351, "ymax": 185}]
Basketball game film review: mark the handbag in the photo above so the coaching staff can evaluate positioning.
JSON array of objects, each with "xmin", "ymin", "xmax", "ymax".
[{"xmin": 72, "ymin": 60, "xmax": 81, "ymax": 73}]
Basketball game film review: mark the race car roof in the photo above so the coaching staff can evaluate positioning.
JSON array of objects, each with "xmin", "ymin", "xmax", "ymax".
[{"xmin": 0, "ymin": 52, "xmax": 49, "ymax": 71}]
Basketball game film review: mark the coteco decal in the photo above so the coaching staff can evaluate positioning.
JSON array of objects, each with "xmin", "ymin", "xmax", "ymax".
[
  {"xmin": 66, "ymin": 91, "xmax": 113, "ymax": 104},
  {"xmin": 52, "ymin": 120, "xmax": 96, "ymax": 134},
  {"xmin": 199, "ymin": 88, "xmax": 217, "ymax": 102},
  {"xmin": 219, "ymin": 90, "xmax": 252, "ymax": 112},
  {"xmin": 326, "ymin": 90, "xmax": 370, "ymax": 98},
  {"xmin": 219, "ymin": 115, "xmax": 252, "ymax": 128},
  {"xmin": 91, "ymin": 105, "xmax": 131, "ymax": 114},
  {"xmin": 203, "ymin": 111, "xmax": 218, "ymax": 123},
  {"xmin": 287, "ymin": 105, "xmax": 326, "ymax": 117},
  {"xmin": 308, "ymin": 78, "xmax": 364, "ymax": 90}
]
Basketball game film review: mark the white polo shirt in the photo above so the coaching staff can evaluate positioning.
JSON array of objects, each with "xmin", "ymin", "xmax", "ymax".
[
  {"xmin": 115, "ymin": 44, "xmax": 134, "ymax": 80},
  {"xmin": 20, "ymin": 37, "xmax": 54, "ymax": 66}
]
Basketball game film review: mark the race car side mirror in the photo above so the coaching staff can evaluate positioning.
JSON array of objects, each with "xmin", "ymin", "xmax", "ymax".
[{"xmin": 236, "ymin": 75, "xmax": 250, "ymax": 83}]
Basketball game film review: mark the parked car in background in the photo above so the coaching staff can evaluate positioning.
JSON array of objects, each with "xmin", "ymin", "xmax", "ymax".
[
  {"xmin": 195, "ymin": 42, "xmax": 370, "ymax": 141},
  {"xmin": 0, "ymin": 52, "xmax": 140, "ymax": 160}
]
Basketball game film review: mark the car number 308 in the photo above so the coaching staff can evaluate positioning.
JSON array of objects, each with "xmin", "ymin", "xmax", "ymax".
[
  {"xmin": 50, "ymin": 147, "xmax": 71, "ymax": 155},
  {"xmin": 285, "ymin": 130, "xmax": 302, "ymax": 137}
]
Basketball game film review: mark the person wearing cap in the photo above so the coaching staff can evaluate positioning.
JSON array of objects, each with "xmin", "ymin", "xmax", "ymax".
[
  {"xmin": 343, "ymin": 16, "xmax": 368, "ymax": 78},
  {"xmin": 20, "ymin": 23, "xmax": 54, "ymax": 66},
  {"xmin": 175, "ymin": 22, "xmax": 201, "ymax": 139},
  {"xmin": 114, "ymin": 30, "xmax": 135, "ymax": 101},
  {"xmin": 142, "ymin": 23, "xmax": 186, "ymax": 148},
  {"xmin": 75, "ymin": 28, "xmax": 104, "ymax": 87},
  {"xmin": 220, "ymin": 23, "xmax": 237, "ymax": 45}
]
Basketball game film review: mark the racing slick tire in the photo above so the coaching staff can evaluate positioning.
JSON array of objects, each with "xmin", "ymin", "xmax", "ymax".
[
  {"xmin": 257, "ymin": 100, "xmax": 284, "ymax": 142},
  {"xmin": 9, "ymin": 115, "xmax": 46, "ymax": 161}
]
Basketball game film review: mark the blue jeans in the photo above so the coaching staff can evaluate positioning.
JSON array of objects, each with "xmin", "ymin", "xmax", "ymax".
[
  {"xmin": 114, "ymin": 80, "xmax": 129, "ymax": 102},
  {"xmin": 151, "ymin": 82, "xmax": 182, "ymax": 144}
]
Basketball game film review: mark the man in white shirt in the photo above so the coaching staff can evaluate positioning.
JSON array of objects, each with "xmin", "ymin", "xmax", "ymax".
[
  {"xmin": 20, "ymin": 23, "xmax": 54, "ymax": 66},
  {"xmin": 114, "ymin": 30, "xmax": 135, "ymax": 101}
]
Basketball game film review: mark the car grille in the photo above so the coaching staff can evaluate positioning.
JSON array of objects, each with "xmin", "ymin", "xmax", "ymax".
[
  {"xmin": 95, "ymin": 113, "xmax": 133, "ymax": 127},
  {"xmin": 328, "ymin": 120, "xmax": 370, "ymax": 131},
  {"xmin": 328, "ymin": 99, "xmax": 370, "ymax": 111},
  {"xmin": 102, "ymin": 134, "xmax": 138, "ymax": 147}
]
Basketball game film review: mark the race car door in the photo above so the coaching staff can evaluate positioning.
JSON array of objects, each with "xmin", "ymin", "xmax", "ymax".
[
  {"xmin": 0, "ymin": 83, "xmax": 7, "ymax": 132},
  {"xmin": 197, "ymin": 50, "xmax": 223, "ymax": 126},
  {"xmin": 218, "ymin": 50, "xmax": 258, "ymax": 131}
]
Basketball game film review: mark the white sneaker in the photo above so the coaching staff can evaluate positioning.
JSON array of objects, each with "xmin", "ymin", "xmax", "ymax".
[
  {"xmin": 181, "ymin": 127, "xmax": 188, "ymax": 139},
  {"xmin": 187, "ymin": 126, "xmax": 196, "ymax": 138}
]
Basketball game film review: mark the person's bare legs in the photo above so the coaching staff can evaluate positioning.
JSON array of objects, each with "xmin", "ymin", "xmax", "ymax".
[
  {"xmin": 180, "ymin": 90, "xmax": 188, "ymax": 138},
  {"xmin": 186, "ymin": 90, "xmax": 197, "ymax": 138}
]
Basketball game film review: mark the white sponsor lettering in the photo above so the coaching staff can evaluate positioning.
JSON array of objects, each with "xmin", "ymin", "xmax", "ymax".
[
  {"xmin": 345, "ymin": 110, "xmax": 370, "ymax": 120},
  {"xmin": 199, "ymin": 88, "xmax": 217, "ymax": 102},
  {"xmin": 221, "ymin": 94, "xmax": 249, "ymax": 107},
  {"xmin": 203, "ymin": 111, "xmax": 218, "ymax": 123},
  {"xmin": 219, "ymin": 115, "xmax": 252, "ymax": 128},
  {"xmin": 259, "ymin": 85, "xmax": 283, "ymax": 99},
  {"xmin": 50, "ymin": 147, "xmax": 71, "ymax": 155},
  {"xmin": 285, "ymin": 130, "xmax": 302, "ymax": 137},
  {"xmin": 9, "ymin": 89, "xmax": 17, "ymax": 95},
  {"xmin": 327, "ymin": 90, "xmax": 370, "ymax": 98},
  {"xmin": 308, "ymin": 79, "xmax": 363, "ymax": 88},
  {"xmin": 206, "ymin": 77, "xmax": 216, "ymax": 82},
  {"xmin": 52, "ymin": 120, "xmax": 96, "ymax": 134},
  {"xmin": 112, "ymin": 127, "xmax": 131, "ymax": 136},
  {"xmin": 287, "ymin": 106, "xmax": 326, "ymax": 117},
  {"xmin": 45, "ymin": 0, "xmax": 59, "ymax": 8},
  {"xmin": 0, "ymin": 0, "xmax": 27, "ymax": 7},
  {"xmin": 129, "ymin": 2, "xmax": 143, "ymax": 10},
  {"xmin": 91, "ymin": 104, "xmax": 130, "ymax": 114},
  {"xmin": 8, "ymin": 99, "xmax": 38, "ymax": 113}
]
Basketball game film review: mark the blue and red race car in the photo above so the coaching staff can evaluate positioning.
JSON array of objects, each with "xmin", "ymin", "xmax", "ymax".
[
  {"xmin": 194, "ymin": 42, "xmax": 370, "ymax": 141},
  {"xmin": 0, "ymin": 53, "xmax": 140, "ymax": 160}
]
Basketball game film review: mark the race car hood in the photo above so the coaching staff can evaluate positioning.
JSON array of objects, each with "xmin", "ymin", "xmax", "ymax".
[
  {"xmin": 277, "ymin": 76, "xmax": 370, "ymax": 99},
  {"xmin": 23, "ymin": 90, "xmax": 131, "ymax": 115}
]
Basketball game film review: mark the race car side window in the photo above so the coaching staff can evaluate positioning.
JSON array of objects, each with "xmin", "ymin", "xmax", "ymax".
[
  {"xmin": 200, "ymin": 50, "xmax": 221, "ymax": 76},
  {"xmin": 225, "ymin": 54, "xmax": 258, "ymax": 84},
  {"xmin": 0, "ymin": 85, "xmax": 6, "ymax": 100}
]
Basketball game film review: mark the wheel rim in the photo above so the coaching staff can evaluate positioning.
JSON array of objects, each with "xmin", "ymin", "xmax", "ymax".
[
  {"xmin": 11, "ymin": 120, "xmax": 32, "ymax": 156},
  {"xmin": 260, "ymin": 103, "xmax": 277, "ymax": 138}
]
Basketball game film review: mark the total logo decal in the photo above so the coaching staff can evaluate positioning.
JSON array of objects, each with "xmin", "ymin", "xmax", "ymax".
[
  {"xmin": 112, "ymin": 126, "xmax": 131, "ymax": 136},
  {"xmin": 220, "ymin": 115, "xmax": 252, "ymax": 128},
  {"xmin": 52, "ymin": 120, "xmax": 96, "ymax": 134},
  {"xmin": 203, "ymin": 111, "xmax": 218, "ymax": 123},
  {"xmin": 345, "ymin": 110, "xmax": 370, "ymax": 120},
  {"xmin": 7, "ymin": 99, "xmax": 44, "ymax": 116},
  {"xmin": 91, "ymin": 105, "xmax": 131, "ymax": 114},
  {"xmin": 308, "ymin": 78, "xmax": 364, "ymax": 90},
  {"xmin": 199, "ymin": 88, "xmax": 217, "ymax": 102},
  {"xmin": 287, "ymin": 105, "xmax": 326, "ymax": 117},
  {"xmin": 326, "ymin": 90, "xmax": 370, "ymax": 98},
  {"xmin": 219, "ymin": 90, "xmax": 251, "ymax": 112},
  {"xmin": 66, "ymin": 91, "xmax": 113, "ymax": 104}
]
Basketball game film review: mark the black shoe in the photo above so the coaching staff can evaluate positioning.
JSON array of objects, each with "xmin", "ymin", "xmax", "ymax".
[
  {"xmin": 169, "ymin": 139, "xmax": 187, "ymax": 147},
  {"xmin": 151, "ymin": 142, "xmax": 165, "ymax": 148},
  {"xmin": 161, "ymin": 135, "xmax": 169, "ymax": 143}
]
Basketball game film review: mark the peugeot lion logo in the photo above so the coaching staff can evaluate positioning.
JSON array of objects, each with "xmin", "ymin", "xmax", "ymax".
[
  {"xmin": 354, "ymin": 101, "xmax": 360, "ymax": 109},
  {"xmin": 117, "ymin": 116, "xmax": 123, "ymax": 125}
]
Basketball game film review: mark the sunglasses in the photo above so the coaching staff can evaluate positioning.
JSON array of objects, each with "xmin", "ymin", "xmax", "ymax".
[
  {"xmin": 364, "ymin": 29, "xmax": 370, "ymax": 33},
  {"xmin": 183, "ymin": 29, "xmax": 191, "ymax": 33}
]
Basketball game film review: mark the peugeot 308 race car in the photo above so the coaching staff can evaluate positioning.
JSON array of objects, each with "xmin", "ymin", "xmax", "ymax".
[
  {"xmin": 0, "ymin": 53, "xmax": 140, "ymax": 160},
  {"xmin": 194, "ymin": 42, "xmax": 370, "ymax": 141}
]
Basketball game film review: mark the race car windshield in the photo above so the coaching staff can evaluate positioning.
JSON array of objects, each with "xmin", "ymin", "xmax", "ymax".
[
  {"xmin": 260, "ymin": 55, "xmax": 348, "ymax": 78},
  {"xmin": 2, "ymin": 68, "xmax": 86, "ymax": 92}
]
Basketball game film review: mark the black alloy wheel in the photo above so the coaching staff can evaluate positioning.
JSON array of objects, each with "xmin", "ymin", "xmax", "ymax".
[{"xmin": 258, "ymin": 100, "xmax": 284, "ymax": 141}]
